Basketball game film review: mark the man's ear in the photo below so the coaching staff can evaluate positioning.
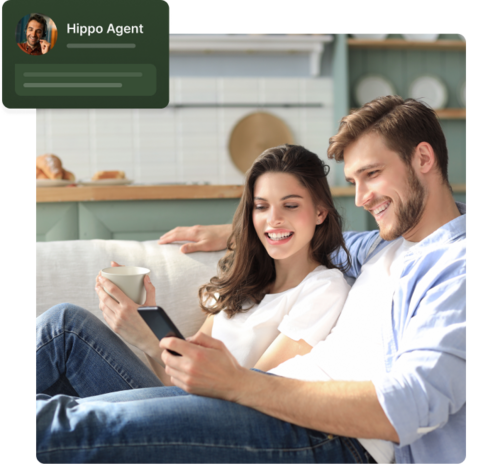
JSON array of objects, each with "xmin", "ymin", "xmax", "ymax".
[{"xmin": 413, "ymin": 142, "xmax": 436, "ymax": 175}]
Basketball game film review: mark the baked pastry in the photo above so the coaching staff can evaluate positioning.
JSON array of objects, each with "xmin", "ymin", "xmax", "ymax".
[
  {"xmin": 36, "ymin": 167, "xmax": 49, "ymax": 179},
  {"xmin": 62, "ymin": 169, "xmax": 76, "ymax": 182},
  {"xmin": 36, "ymin": 154, "xmax": 63, "ymax": 180},
  {"xmin": 91, "ymin": 171, "xmax": 125, "ymax": 181}
]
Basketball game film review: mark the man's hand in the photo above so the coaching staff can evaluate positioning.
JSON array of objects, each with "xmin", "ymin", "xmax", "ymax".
[
  {"xmin": 40, "ymin": 40, "xmax": 50, "ymax": 54},
  {"xmin": 158, "ymin": 224, "xmax": 232, "ymax": 253},
  {"xmin": 160, "ymin": 332, "xmax": 248, "ymax": 401},
  {"xmin": 95, "ymin": 261, "xmax": 160, "ymax": 357}
]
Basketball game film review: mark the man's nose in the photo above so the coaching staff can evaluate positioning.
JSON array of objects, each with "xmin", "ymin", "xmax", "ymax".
[{"xmin": 355, "ymin": 183, "xmax": 373, "ymax": 208}]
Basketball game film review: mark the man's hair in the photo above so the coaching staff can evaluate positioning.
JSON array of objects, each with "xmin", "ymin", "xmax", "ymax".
[
  {"xmin": 199, "ymin": 144, "xmax": 351, "ymax": 318},
  {"xmin": 25, "ymin": 14, "xmax": 47, "ymax": 39},
  {"xmin": 327, "ymin": 96, "xmax": 450, "ymax": 188}
]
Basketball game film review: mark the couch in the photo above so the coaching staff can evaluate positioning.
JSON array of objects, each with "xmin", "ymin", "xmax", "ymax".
[{"xmin": 36, "ymin": 239, "xmax": 226, "ymax": 367}]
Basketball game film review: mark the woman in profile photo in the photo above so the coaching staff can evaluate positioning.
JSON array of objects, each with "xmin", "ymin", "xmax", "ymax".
[{"xmin": 16, "ymin": 13, "xmax": 58, "ymax": 55}]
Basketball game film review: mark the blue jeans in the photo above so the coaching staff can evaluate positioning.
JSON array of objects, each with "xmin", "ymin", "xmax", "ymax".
[{"xmin": 37, "ymin": 304, "xmax": 375, "ymax": 463}]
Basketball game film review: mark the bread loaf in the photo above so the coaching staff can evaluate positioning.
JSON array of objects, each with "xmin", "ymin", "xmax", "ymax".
[
  {"xmin": 36, "ymin": 167, "xmax": 49, "ymax": 179},
  {"xmin": 62, "ymin": 169, "xmax": 76, "ymax": 182},
  {"xmin": 91, "ymin": 171, "xmax": 125, "ymax": 181},
  {"xmin": 36, "ymin": 154, "xmax": 63, "ymax": 180}
]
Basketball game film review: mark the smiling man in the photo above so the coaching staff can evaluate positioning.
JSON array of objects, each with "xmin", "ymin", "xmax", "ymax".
[
  {"xmin": 18, "ymin": 14, "xmax": 50, "ymax": 55},
  {"xmin": 36, "ymin": 96, "xmax": 465, "ymax": 464}
]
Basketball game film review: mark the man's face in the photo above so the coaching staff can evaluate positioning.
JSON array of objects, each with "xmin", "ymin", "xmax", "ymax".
[
  {"xmin": 26, "ymin": 20, "xmax": 43, "ymax": 47},
  {"xmin": 343, "ymin": 132, "xmax": 426, "ymax": 241}
]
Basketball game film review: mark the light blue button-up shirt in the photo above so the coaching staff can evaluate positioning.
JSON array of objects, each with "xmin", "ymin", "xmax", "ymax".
[{"xmin": 332, "ymin": 203, "xmax": 466, "ymax": 464}]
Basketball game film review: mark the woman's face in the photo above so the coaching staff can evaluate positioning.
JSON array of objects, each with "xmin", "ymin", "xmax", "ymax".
[{"xmin": 252, "ymin": 172, "xmax": 326, "ymax": 264}]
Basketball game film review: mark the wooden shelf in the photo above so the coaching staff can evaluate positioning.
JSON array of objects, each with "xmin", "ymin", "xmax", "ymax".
[
  {"xmin": 351, "ymin": 108, "xmax": 465, "ymax": 119},
  {"xmin": 435, "ymin": 108, "xmax": 466, "ymax": 119},
  {"xmin": 347, "ymin": 39, "xmax": 465, "ymax": 51},
  {"xmin": 36, "ymin": 184, "xmax": 466, "ymax": 203}
]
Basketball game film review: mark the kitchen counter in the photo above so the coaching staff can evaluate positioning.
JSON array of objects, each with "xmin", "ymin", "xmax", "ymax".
[
  {"xmin": 36, "ymin": 183, "xmax": 466, "ymax": 242},
  {"xmin": 35, "ymin": 184, "xmax": 382, "ymax": 203}
]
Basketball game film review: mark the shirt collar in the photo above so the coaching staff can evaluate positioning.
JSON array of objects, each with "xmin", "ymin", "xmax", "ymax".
[
  {"xmin": 410, "ymin": 202, "xmax": 466, "ymax": 253},
  {"xmin": 25, "ymin": 41, "xmax": 42, "ymax": 52}
]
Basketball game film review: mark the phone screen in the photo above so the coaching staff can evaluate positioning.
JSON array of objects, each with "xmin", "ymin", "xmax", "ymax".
[{"xmin": 138, "ymin": 306, "xmax": 184, "ymax": 356}]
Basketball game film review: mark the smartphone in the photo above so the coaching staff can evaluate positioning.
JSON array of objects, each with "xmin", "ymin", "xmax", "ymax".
[{"xmin": 137, "ymin": 306, "xmax": 185, "ymax": 356}]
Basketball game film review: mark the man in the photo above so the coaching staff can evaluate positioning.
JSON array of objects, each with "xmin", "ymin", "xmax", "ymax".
[
  {"xmin": 18, "ymin": 14, "xmax": 50, "ymax": 55},
  {"xmin": 37, "ymin": 96, "xmax": 465, "ymax": 463}
]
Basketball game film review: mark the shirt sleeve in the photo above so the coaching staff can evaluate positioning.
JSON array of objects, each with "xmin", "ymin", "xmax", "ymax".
[
  {"xmin": 277, "ymin": 269, "xmax": 351, "ymax": 347},
  {"xmin": 331, "ymin": 230, "xmax": 385, "ymax": 279},
  {"xmin": 371, "ymin": 256, "xmax": 466, "ymax": 447}
]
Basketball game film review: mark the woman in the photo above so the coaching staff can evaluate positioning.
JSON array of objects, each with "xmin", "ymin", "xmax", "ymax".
[{"xmin": 36, "ymin": 144, "xmax": 351, "ymax": 397}]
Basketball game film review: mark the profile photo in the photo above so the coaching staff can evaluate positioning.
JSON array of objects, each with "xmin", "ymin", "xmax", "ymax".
[{"xmin": 15, "ymin": 13, "xmax": 58, "ymax": 56}]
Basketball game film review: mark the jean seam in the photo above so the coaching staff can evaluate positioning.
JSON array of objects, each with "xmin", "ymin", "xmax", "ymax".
[
  {"xmin": 38, "ymin": 435, "xmax": 340, "ymax": 454},
  {"xmin": 342, "ymin": 437, "xmax": 364, "ymax": 463},
  {"xmin": 38, "ymin": 329, "xmax": 138, "ymax": 390}
]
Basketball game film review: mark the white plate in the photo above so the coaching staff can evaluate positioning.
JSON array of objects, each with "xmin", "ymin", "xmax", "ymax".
[
  {"xmin": 36, "ymin": 179, "xmax": 74, "ymax": 188},
  {"xmin": 460, "ymin": 81, "xmax": 469, "ymax": 108},
  {"xmin": 408, "ymin": 75, "xmax": 448, "ymax": 109},
  {"xmin": 351, "ymin": 34, "xmax": 388, "ymax": 40},
  {"xmin": 403, "ymin": 34, "xmax": 439, "ymax": 41},
  {"xmin": 79, "ymin": 178, "xmax": 134, "ymax": 186},
  {"xmin": 355, "ymin": 75, "xmax": 396, "ymax": 107}
]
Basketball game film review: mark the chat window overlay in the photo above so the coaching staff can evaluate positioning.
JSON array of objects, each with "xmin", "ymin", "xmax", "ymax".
[{"xmin": 2, "ymin": 0, "xmax": 169, "ymax": 108}]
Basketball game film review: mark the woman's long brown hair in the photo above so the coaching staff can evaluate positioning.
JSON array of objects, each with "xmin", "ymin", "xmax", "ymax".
[{"xmin": 199, "ymin": 144, "xmax": 351, "ymax": 318}]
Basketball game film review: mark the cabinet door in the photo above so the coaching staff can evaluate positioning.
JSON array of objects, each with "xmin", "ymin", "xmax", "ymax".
[
  {"xmin": 37, "ymin": 203, "xmax": 79, "ymax": 242},
  {"xmin": 78, "ymin": 199, "xmax": 240, "ymax": 240}
]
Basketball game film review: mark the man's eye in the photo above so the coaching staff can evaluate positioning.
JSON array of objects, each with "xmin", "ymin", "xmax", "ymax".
[{"xmin": 368, "ymin": 170, "xmax": 379, "ymax": 177}]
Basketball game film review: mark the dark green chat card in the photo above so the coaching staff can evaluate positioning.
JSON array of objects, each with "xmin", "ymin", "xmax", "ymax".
[{"xmin": 2, "ymin": 0, "xmax": 169, "ymax": 108}]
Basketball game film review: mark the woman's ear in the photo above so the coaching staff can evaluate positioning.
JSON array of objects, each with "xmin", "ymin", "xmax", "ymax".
[{"xmin": 316, "ymin": 207, "xmax": 328, "ymax": 225}]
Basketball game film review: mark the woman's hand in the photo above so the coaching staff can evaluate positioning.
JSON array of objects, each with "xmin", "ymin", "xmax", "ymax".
[
  {"xmin": 159, "ymin": 332, "xmax": 248, "ymax": 401},
  {"xmin": 95, "ymin": 262, "xmax": 160, "ymax": 358}
]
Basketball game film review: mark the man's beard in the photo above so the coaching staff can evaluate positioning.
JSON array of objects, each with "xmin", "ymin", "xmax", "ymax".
[
  {"xmin": 27, "ymin": 36, "xmax": 39, "ymax": 48},
  {"xmin": 375, "ymin": 166, "xmax": 426, "ymax": 241}
]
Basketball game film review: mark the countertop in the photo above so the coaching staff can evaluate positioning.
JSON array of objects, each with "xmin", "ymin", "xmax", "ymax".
[{"xmin": 36, "ymin": 183, "xmax": 466, "ymax": 203}]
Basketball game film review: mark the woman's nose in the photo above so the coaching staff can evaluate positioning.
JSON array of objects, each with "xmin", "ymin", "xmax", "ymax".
[{"xmin": 267, "ymin": 207, "xmax": 283, "ymax": 226}]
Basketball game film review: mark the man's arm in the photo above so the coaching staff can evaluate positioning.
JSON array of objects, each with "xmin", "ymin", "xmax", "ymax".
[
  {"xmin": 160, "ymin": 333, "xmax": 399, "ymax": 442},
  {"xmin": 158, "ymin": 224, "xmax": 231, "ymax": 253}
]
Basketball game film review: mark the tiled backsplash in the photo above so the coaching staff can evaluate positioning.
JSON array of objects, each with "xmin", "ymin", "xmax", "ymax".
[{"xmin": 36, "ymin": 77, "xmax": 336, "ymax": 185}]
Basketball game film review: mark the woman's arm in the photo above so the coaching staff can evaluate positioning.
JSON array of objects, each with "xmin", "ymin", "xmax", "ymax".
[{"xmin": 253, "ymin": 334, "xmax": 312, "ymax": 372}]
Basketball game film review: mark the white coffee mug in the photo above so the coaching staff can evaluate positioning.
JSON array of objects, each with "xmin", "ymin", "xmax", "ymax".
[{"xmin": 100, "ymin": 266, "xmax": 150, "ymax": 304}]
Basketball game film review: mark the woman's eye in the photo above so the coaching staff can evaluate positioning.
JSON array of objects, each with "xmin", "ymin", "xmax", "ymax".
[
  {"xmin": 285, "ymin": 204, "xmax": 298, "ymax": 209},
  {"xmin": 254, "ymin": 204, "xmax": 266, "ymax": 210}
]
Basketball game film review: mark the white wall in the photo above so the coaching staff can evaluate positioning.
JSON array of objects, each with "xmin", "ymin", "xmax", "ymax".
[{"xmin": 36, "ymin": 77, "xmax": 335, "ymax": 185}]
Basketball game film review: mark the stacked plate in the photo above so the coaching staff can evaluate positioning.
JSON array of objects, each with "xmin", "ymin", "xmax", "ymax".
[
  {"xmin": 355, "ymin": 75, "xmax": 396, "ymax": 107},
  {"xmin": 408, "ymin": 75, "xmax": 448, "ymax": 109},
  {"xmin": 36, "ymin": 179, "xmax": 75, "ymax": 188},
  {"xmin": 460, "ymin": 80, "xmax": 469, "ymax": 108},
  {"xmin": 403, "ymin": 34, "xmax": 439, "ymax": 41},
  {"xmin": 351, "ymin": 34, "xmax": 388, "ymax": 40}
]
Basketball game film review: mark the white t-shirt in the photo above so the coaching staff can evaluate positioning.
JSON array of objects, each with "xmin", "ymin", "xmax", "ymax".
[
  {"xmin": 270, "ymin": 237, "xmax": 416, "ymax": 464},
  {"xmin": 212, "ymin": 266, "xmax": 351, "ymax": 369}
]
